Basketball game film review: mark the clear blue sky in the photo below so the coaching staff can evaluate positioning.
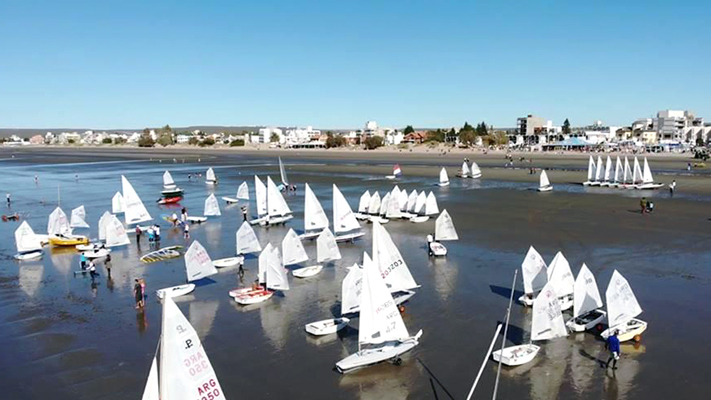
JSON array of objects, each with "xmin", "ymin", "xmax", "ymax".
[{"xmin": 1, "ymin": 0, "xmax": 709, "ymax": 129}]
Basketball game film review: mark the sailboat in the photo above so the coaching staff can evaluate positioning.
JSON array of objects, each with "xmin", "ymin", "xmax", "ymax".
[
  {"xmin": 600, "ymin": 156, "xmax": 613, "ymax": 187},
  {"xmin": 336, "ymin": 252, "xmax": 422, "ymax": 373},
  {"xmin": 203, "ymin": 194, "xmax": 221, "ymax": 217},
  {"xmin": 223, "ymin": 181, "xmax": 249, "ymax": 204},
  {"xmin": 378, "ymin": 192, "xmax": 390, "ymax": 219},
  {"xmin": 112, "ymin": 191, "xmax": 125, "ymax": 214},
  {"xmin": 610, "ymin": 156, "xmax": 622, "ymax": 188},
  {"xmin": 385, "ymin": 187, "xmax": 402, "ymax": 220},
  {"xmin": 409, "ymin": 191, "xmax": 429, "ymax": 223},
  {"xmin": 232, "ymin": 243, "xmax": 289, "ymax": 305},
  {"xmin": 397, "ymin": 188, "xmax": 408, "ymax": 213},
  {"xmin": 122, "ymin": 175, "xmax": 153, "ymax": 226},
  {"xmin": 140, "ymin": 296, "xmax": 226, "ymax": 400},
  {"xmin": 427, "ymin": 210, "xmax": 458, "ymax": 256},
  {"xmin": 105, "ymin": 214, "xmax": 130, "ymax": 247},
  {"xmin": 537, "ymin": 170, "xmax": 552, "ymax": 192},
  {"xmin": 250, "ymin": 176, "xmax": 268, "ymax": 225},
  {"xmin": 636, "ymin": 157, "xmax": 664, "ymax": 190},
  {"xmin": 546, "ymin": 252, "xmax": 575, "ymax": 311},
  {"xmin": 279, "ymin": 157, "xmax": 289, "ymax": 187},
  {"xmin": 317, "ymin": 227, "xmax": 341, "ymax": 263},
  {"xmin": 236, "ymin": 220, "xmax": 262, "ymax": 256},
  {"xmin": 582, "ymin": 156, "xmax": 596, "ymax": 186},
  {"xmin": 355, "ymin": 190, "xmax": 371, "ymax": 220},
  {"xmin": 161, "ymin": 171, "xmax": 183, "ymax": 198},
  {"xmin": 385, "ymin": 164, "xmax": 402, "ymax": 180},
  {"xmin": 372, "ymin": 220, "xmax": 418, "ymax": 302},
  {"xmin": 470, "ymin": 161, "xmax": 482, "ymax": 179},
  {"xmin": 492, "ymin": 280, "xmax": 568, "ymax": 366},
  {"xmin": 14, "ymin": 221, "xmax": 43, "ymax": 260},
  {"xmin": 438, "ymin": 167, "xmax": 450, "ymax": 187},
  {"xmin": 600, "ymin": 270, "xmax": 647, "ymax": 342},
  {"xmin": 184, "ymin": 241, "xmax": 218, "ymax": 282},
  {"xmin": 264, "ymin": 176, "xmax": 293, "ymax": 225},
  {"xmin": 518, "ymin": 246, "xmax": 548, "ymax": 306},
  {"xmin": 48, "ymin": 207, "xmax": 89, "ymax": 246},
  {"xmin": 402, "ymin": 189, "xmax": 417, "ymax": 219},
  {"xmin": 566, "ymin": 263, "xmax": 606, "ymax": 332},
  {"xmin": 458, "ymin": 161, "xmax": 470, "ymax": 178},
  {"xmin": 299, "ymin": 183, "xmax": 329, "ymax": 240},
  {"xmin": 70, "ymin": 205, "xmax": 90, "ymax": 229},
  {"xmin": 631, "ymin": 157, "xmax": 643, "ymax": 189},
  {"xmin": 282, "ymin": 228, "xmax": 314, "ymax": 277},
  {"xmin": 592, "ymin": 156, "xmax": 604, "ymax": 186},
  {"xmin": 205, "ymin": 167, "xmax": 217, "ymax": 185},
  {"xmin": 333, "ymin": 184, "xmax": 364, "ymax": 242},
  {"xmin": 622, "ymin": 157, "xmax": 633, "ymax": 189}
]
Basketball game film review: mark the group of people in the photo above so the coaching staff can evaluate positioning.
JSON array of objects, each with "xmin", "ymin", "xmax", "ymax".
[
  {"xmin": 79, "ymin": 253, "xmax": 99, "ymax": 279},
  {"xmin": 135, "ymin": 224, "xmax": 162, "ymax": 244}
]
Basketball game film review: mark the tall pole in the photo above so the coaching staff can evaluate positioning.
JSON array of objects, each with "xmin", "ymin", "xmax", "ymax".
[
  {"xmin": 465, "ymin": 323, "xmax": 503, "ymax": 400},
  {"xmin": 492, "ymin": 269, "xmax": 518, "ymax": 400}
]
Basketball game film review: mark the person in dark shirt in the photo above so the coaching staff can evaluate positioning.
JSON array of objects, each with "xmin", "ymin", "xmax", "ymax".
[{"xmin": 606, "ymin": 330, "xmax": 621, "ymax": 369}]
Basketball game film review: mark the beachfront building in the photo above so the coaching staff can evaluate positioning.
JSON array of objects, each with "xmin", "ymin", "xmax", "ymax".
[
  {"xmin": 403, "ymin": 131, "xmax": 427, "ymax": 144},
  {"xmin": 509, "ymin": 115, "xmax": 561, "ymax": 146},
  {"xmin": 580, "ymin": 121, "xmax": 621, "ymax": 145},
  {"xmin": 251, "ymin": 127, "xmax": 283, "ymax": 144},
  {"xmin": 283, "ymin": 126, "xmax": 321, "ymax": 145},
  {"xmin": 385, "ymin": 130, "xmax": 403, "ymax": 145},
  {"xmin": 58, "ymin": 132, "xmax": 82, "ymax": 144}
]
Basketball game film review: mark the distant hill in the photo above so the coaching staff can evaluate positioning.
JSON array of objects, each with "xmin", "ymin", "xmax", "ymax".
[{"xmin": 0, "ymin": 126, "xmax": 266, "ymax": 138}]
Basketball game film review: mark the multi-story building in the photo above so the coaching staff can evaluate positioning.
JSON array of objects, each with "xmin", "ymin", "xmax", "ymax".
[
  {"xmin": 510, "ymin": 115, "xmax": 547, "ymax": 145},
  {"xmin": 252, "ymin": 127, "xmax": 283, "ymax": 144},
  {"xmin": 284, "ymin": 126, "xmax": 321, "ymax": 145}
]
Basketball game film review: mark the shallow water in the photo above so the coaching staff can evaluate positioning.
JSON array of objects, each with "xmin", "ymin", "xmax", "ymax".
[{"xmin": 1, "ymin": 152, "xmax": 710, "ymax": 399}]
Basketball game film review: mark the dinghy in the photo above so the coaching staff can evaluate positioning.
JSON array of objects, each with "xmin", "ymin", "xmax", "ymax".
[
  {"xmin": 122, "ymin": 175, "xmax": 153, "ymax": 226},
  {"xmin": 305, "ymin": 317, "xmax": 350, "ymax": 336},
  {"xmin": 111, "ymin": 192, "xmax": 124, "ymax": 214},
  {"xmin": 262, "ymin": 176, "xmax": 293, "ymax": 225},
  {"xmin": 205, "ymin": 167, "xmax": 217, "ymax": 185},
  {"xmin": 409, "ymin": 191, "xmax": 429, "ymax": 223},
  {"xmin": 317, "ymin": 227, "xmax": 341, "ymax": 263},
  {"xmin": 546, "ymin": 252, "xmax": 575, "ymax": 311},
  {"xmin": 537, "ymin": 170, "xmax": 552, "ymax": 192},
  {"xmin": 140, "ymin": 246, "xmax": 182, "ymax": 263},
  {"xmin": 566, "ymin": 263, "xmax": 606, "ymax": 332},
  {"xmin": 404, "ymin": 189, "xmax": 418, "ymax": 219},
  {"xmin": 300, "ymin": 183, "xmax": 329, "ymax": 240},
  {"xmin": 610, "ymin": 156, "xmax": 623, "ymax": 188},
  {"xmin": 622, "ymin": 157, "xmax": 633, "ymax": 189},
  {"xmin": 630, "ymin": 157, "xmax": 643, "ymax": 189},
  {"xmin": 83, "ymin": 248, "xmax": 111, "ymax": 259},
  {"xmin": 282, "ymin": 228, "xmax": 312, "ymax": 275},
  {"xmin": 213, "ymin": 256, "xmax": 244, "ymax": 268},
  {"xmin": 184, "ymin": 240, "xmax": 218, "ymax": 282},
  {"xmin": 236, "ymin": 221, "xmax": 262, "ymax": 255},
  {"xmin": 47, "ymin": 207, "xmax": 89, "ymax": 246},
  {"xmin": 600, "ymin": 270, "xmax": 647, "ymax": 342},
  {"xmin": 385, "ymin": 164, "xmax": 402, "ymax": 180},
  {"xmin": 249, "ymin": 176, "xmax": 269, "ymax": 225},
  {"xmin": 424, "ymin": 192, "xmax": 439, "ymax": 216},
  {"xmin": 592, "ymin": 156, "xmax": 604, "ymax": 186},
  {"xmin": 157, "ymin": 196, "xmax": 182, "ymax": 205},
  {"xmin": 372, "ymin": 220, "xmax": 420, "ymax": 298},
  {"xmin": 140, "ymin": 296, "xmax": 226, "ymax": 400},
  {"xmin": 600, "ymin": 156, "xmax": 613, "ymax": 187},
  {"xmin": 204, "ymin": 193, "xmax": 221, "ymax": 217},
  {"xmin": 161, "ymin": 171, "xmax": 183, "ymax": 197},
  {"xmin": 355, "ymin": 190, "xmax": 371, "ymax": 220},
  {"xmin": 333, "ymin": 184, "xmax": 364, "ymax": 242},
  {"xmin": 384, "ymin": 187, "xmax": 403, "ymax": 220},
  {"xmin": 292, "ymin": 265, "xmax": 322, "ymax": 278},
  {"xmin": 340, "ymin": 263, "xmax": 415, "ymax": 315},
  {"xmin": 438, "ymin": 167, "xmax": 450, "ymax": 187},
  {"xmin": 582, "ymin": 156, "xmax": 596, "ymax": 186},
  {"xmin": 186, "ymin": 216, "xmax": 207, "ymax": 223},
  {"xmin": 233, "ymin": 244, "xmax": 288, "ymax": 305},
  {"xmin": 427, "ymin": 210, "xmax": 458, "ymax": 256},
  {"xmin": 636, "ymin": 158, "xmax": 664, "ymax": 190},
  {"xmin": 223, "ymin": 181, "xmax": 249, "ymax": 203},
  {"xmin": 70, "ymin": 205, "xmax": 90, "ymax": 229},
  {"xmin": 470, "ymin": 161, "xmax": 482, "ymax": 179},
  {"xmin": 518, "ymin": 246, "xmax": 548, "ymax": 306},
  {"xmin": 14, "ymin": 221, "xmax": 43, "ymax": 260},
  {"xmin": 335, "ymin": 252, "xmax": 422, "ymax": 373},
  {"xmin": 279, "ymin": 157, "xmax": 289, "ymax": 186},
  {"xmin": 105, "ymin": 214, "xmax": 130, "ymax": 247},
  {"xmin": 155, "ymin": 283, "xmax": 195, "ymax": 299},
  {"xmin": 457, "ymin": 161, "xmax": 470, "ymax": 178}
]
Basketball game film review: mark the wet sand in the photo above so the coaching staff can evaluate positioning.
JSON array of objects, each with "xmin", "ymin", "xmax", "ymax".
[{"xmin": 1, "ymin": 147, "xmax": 710, "ymax": 399}]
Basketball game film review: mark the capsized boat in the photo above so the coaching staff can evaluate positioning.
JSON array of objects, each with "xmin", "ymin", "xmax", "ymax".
[
  {"xmin": 518, "ymin": 246, "xmax": 548, "ymax": 306},
  {"xmin": 305, "ymin": 317, "xmax": 350, "ymax": 336},
  {"xmin": 140, "ymin": 246, "xmax": 183, "ymax": 263},
  {"xmin": 566, "ymin": 263, "xmax": 606, "ymax": 332},
  {"xmin": 427, "ymin": 209, "xmax": 458, "ymax": 256},
  {"xmin": 14, "ymin": 221, "xmax": 43, "ymax": 260},
  {"xmin": 600, "ymin": 270, "xmax": 647, "ymax": 342},
  {"xmin": 537, "ymin": 170, "xmax": 552, "ymax": 192},
  {"xmin": 438, "ymin": 167, "xmax": 450, "ymax": 187}
]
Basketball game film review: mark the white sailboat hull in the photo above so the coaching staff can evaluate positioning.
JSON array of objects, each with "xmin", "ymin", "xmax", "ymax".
[
  {"xmin": 470, "ymin": 172, "xmax": 482, "ymax": 179},
  {"xmin": 557, "ymin": 294, "xmax": 574, "ymax": 311},
  {"xmin": 354, "ymin": 212, "xmax": 370, "ymax": 221},
  {"xmin": 582, "ymin": 181, "xmax": 594, "ymax": 186},
  {"xmin": 156, "ymin": 284, "xmax": 195, "ymax": 299},
  {"xmin": 409, "ymin": 215, "xmax": 430, "ymax": 223},
  {"xmin": 635, "ymin": 183, "xmax": 664, "ymax": 190},
  {"xmin": 233, "ymin": 288, "xmax": 274, "ymax": 305},
  {"xmin": 518, "ymin": 293, "xmax": 535, "ymax": 307},
  {"xmin": 491, "ymin": 344, "xmax": 540, "ymax": 366},
  {"xmin": 299, "ymin": 230, "xmax": 323, "ymax": 240},
  {"xmin": 601, "ymin": 318, "xmax": 647, "ymax": 342},
  {"xmin": 213, "ymin": 256, "xmax": 244, "ymax": 268},
  {"xmin": 292, "ymin": 265, "xmax": 323, "ymax": 278},
  {"xmin": 566, "ymin": 309, "xmax": 607, "ymax": 333},
  {"xmin": 257, "ymin": 214, "xmax": 293, "ymax": 226},
  {"xmin": 438, "ymin": 182, "xmax": 450, "ymax": 187},
  {"xmin": 345, "ymin": 289, "xmax": 416, "ymax": 315},
  {"xmin": 537, "ymin": 185, "xmax": 553, "ymax": 192},
  {"xmin": 222, "ymin": 196, "xmax": 239, "ymax": 204},
  {"xmin": 305, "ymin": 317, "xmax": 350, "ymax": 336},
  {"xmin": 335, "ymin": 332, "xmax": 422, "ymax": 373},
  {"xmin": 428, "ymin": 241, "xmax": 447, "ymax": 256},
  {"xmin": 368, "ymin": 216, "xmax": 389, "ymax": 224},
  {"xmin": 14, "ymin": 250, "xmax": 43, "ymax": 261},
  {"xmin": 335, "ymin": 231, "xmax": 365, "ymax": 243},
  {"xmin": 187, "ymin": 216, "xmax": 207, "ymax": 223},
  {"xmin": 83, "ymin": 249, "xmax": 111, "ymax": 259}
]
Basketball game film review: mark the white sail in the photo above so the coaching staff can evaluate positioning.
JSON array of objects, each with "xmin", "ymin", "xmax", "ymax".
[
  {"xmin": 385, "ymin": 188, "xmax": 402, "ymax": 219},
  {"xmin": 316, "ymin": 228, "xmax": 341, "ymax": 263},
  {"xmin": 70, "ymin": 205, "xmax": 90, "ymax": 229},
  {"xmin": 122, "ymin": 175, "xmax": 152, "ymax": 225},
  {"xmin": 15, "ymin": 221, "xmax": 42, "ymax": 253},
  {"xmin": 206, "ymin": 167, "xmax": 217, "ymax": 183},
  {"xmin": 397, "ymin": 187, "xmax": 408, "ymax": 211},
  {"xmin": 163, "ymin": 171, "xmax": 175, "ymax": 188},
  {"xmin": 573, "ymin": 263, "xmax": 604, "ymax": 319},
  {"xmin": 281, "ymin": 228, "xmax": 308, "ymax": 266},
  {"xmin": 358, "ymin": 191, "xmax": 371, "ymax": 214},
  {"xmin": 547, "ymin": 251, "xmax": 575, "ymax": 298},
  {"xmin": 434, "ymin": 210, "xmax": 458, "ymax": 241},
  {"xmin": 379, "ymin": 193, "xmax": 390, "ymax": 216},
  {"xmin": 159, "ymin": 296, "xmax": 225, "ymax": 400},
  {"xmin": 236, "ymin": 221, "xmax": 261, "ymax": 254},
  {"xmin": 98, "ymin": 211, "xmax": 111, "ymax": 241},
  {"xmin": 623, "ymin": 157, "xmax": 632, "ymax": 184},
  {"xmin": 594, "ymin": 156, "xmax": 603, "ymax": 181},
  {"xmin": 372, "ymin": 220, "xmax": 418, "ymax": 292},
  {"xmin": 414, "ymin": 191, "xmax": 426, "ymax": 214},
  {"xmin": 470, "ymin": 161, "xmax": 482, "ymax": 177},
  {"xmin": 586, "ymin": 156, "xmax": 595, "ymax": 181},
  {"xmin": 204, "ymin": 194, "xmax": 221, "ymax": 217},
  {"xmin": 184, "ymin": 241, "xmax": 218, "ymax": 282},
  {"xmin": 603, "ymin": 156, "xmax": 612, "ymax": 182},
  {"xmin": 47, "ymin": 207, "xmax": 71, "ymax": 236},
  {"xmin": 605, "ymin": 270, "xmax": 642, "ymax": 328},
  {"xmin": 254, "ymin": 176, "xmax": 267, "ymax": 217},
  {"xmin": 279, "ymin": 157, "xmax": 289, "ymax": 185},
  {"xmin": 368, "ymin": 192, "xmax": 381, "ymax": 215},
  {"xmin": 258, "ymin": 243, "xmax": 272, "ymax": 284},
  {"xmin": 333, "ymin": 184, "xmax": 360, "ymax": 234},
  {"xmin": 341, "ymin": 264, "xmax": 363, "ymax": 315},
  {"xmin": 632, "ymin": 157, "xmax": 642, "ymax": 184},
  {"xmin": 531, "ymin": 281, "xmax": 568, "ymax": 341},
  {"xmin": 106, "ymin": 215, "xmax": 130, "ymax": 247},
  {"xmin": 522, "ymin": 246, "xmax": 548, "ymax": 294},
  {"xmin": 642, "ymin": 157, "xmax": 654, "ymax": 184},
  {"xmin": 267, "ymin": 176, "xmax": 291, "ymax": 217},
  {"xmin": 304, "ymin": 183, "xmax": 328, "ymax": 231},
  {"xmin": 461, "ymin": 162, "xmax": 470, "ymax": 177},
  {"xmin": 439, "ymin": 167, "xmax": 449, "ymax": 185},
  {"xmin": 112, "ymin": 191, "xmax": 125, "ymax": 214},
  {"xmin": 614, "ymin": 156, "xmax": 622, "ymax": 183},
  {"xmin": 266, "ymin": 246, "xmax": 289, "ymax": 290},
  {"xmin": 425, "ymin": 191, "xmax": 439, "ymax": 215},
  {"xmin": 141, "ymin": 355, "xmax": 159, "ymax": 400},
  {"xmin": 539, "ymin": 170, "xmax": 551, "ymax": 189},
  {"xmin": 359, "ymin": 252, "xmax": 410, "ymax": 346},
  {"xmin": 237, "ymin": 181, "xmax": 249, "ymax": 200},
  {"xmin": 406, "ymin": 190, "xmax": 418, "ymax": 212}
]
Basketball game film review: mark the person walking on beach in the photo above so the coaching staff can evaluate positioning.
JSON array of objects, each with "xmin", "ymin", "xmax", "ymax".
[
  {"xmin": 605, "ymin": 330, "xmax": 621, "ymax": 370},
  {"xmin": 105, "ymin": 254, "xmax": 112, "ymax": 278},
  {"xmin": 183, "ymin": 223, "xmax": 190, "ymax": 239},
  {"xmin": 88, "ymin": 260, "xmax": 98, "ymax": 280},
  {"xmin": 241, "ymin": 206, "xmax": 248, "ymax": 221},
  {"xmin": 6, "ymin": 193, "xmax": 10, "ymax": 206},
  {"xmin": 134, "ymin": 279, "xmax": 143, "ymax": 309},
  {"xmin": 640, "ymin": 197, "xmax": 647, "ymax": 214},
  {"xmin": 154, "ymin": 224, "xmax": 161, "ymax": 242},
  {"xmin": 80, "ymin": 252, "xmax": 87, "ymax": 270},
  {"xmin": 34, "ymin": 175, "xmax": 38, "ymax": 185},
  {"xmin": 135, "ymin": 226, "xmax": 142, "ymax": 243},
  {"xmin": 140, "ymin": 279, "xmax": 147, "ymax": 306},
  {"xmin": 669, "ymin": 180, "xmax": 676, "ymax": 197}
]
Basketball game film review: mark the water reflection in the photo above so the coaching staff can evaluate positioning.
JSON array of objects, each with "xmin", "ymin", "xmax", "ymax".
[
  {"xmin": 189, "ymin": 301, "xmax": 219, "ymax": 339},
  {"xmin": 19, "ymin": 264, "xmax": 44, "ymax": 297},
  {"xmin": 430, "ymin": 256, "xmax": 458, "ymax": 302},
  {"xmin": 529, "ymin": 337, "xmax": 567, "ymax": 399}
]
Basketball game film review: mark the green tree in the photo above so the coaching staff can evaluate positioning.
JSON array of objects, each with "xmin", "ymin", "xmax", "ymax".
[
  {"xmin": 102, "ymin": 137, "xmax": 113, "ymax": 144},
  {"xmin": 230, "ymin": 139, "xmax": 245, "ymax": 147},
  {"xmin": 462, "ymin": 121, "xmax": 475, "ymax": 132},
  {"xmin": 562, "ymin": 118, "xmax": 571, "ymax": 135},
  {"xmin": 138, "ymin": 134, "xmax": 155, "ymax": 147},
  {"xmin": 270, "ymin": 132, "xmax": 280, "ymax": 143},
  {"xmin": 200, "ymin": 137, "xmax": 215, "ymax": 147},
  {"xmin": 426, "ymin": 129, "xmax": 445, "ymax": 142},
  {"xmin": 459, "ymin": 129, "xmax": 476, "ymax": 146},
  {"xmin": 326, "ymin": 132, "xmax": 347, "ymax": 148},
  {"xmin": 188, "ymin": 137, "xmax": 199, "ymax": 145},
  {"xmin": 157, "ymin": 133, "xmax": 174, "ymax": 147},
  {"xmin": 113, "ymin": 137, "xmax": 127, "ymax": 144},
  {"xmin": 476, "ymin": 122, "xmax": 488, "ymax": 136},
  {"xmin": 363, "ymin": 136, "xmax": 384, "ymax": 150},
  {"xmin": 403, "ymin": 125, "xmax": 415, "ymax": 135}
]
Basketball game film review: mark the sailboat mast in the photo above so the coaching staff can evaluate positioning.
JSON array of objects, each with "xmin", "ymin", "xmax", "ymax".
[
  {"xmin": 158, "ymin": 301, "xmax": 166, "ymax": 399},
  {"xmin": 492, "ymin": 269, "xmax": 518, "ymax": 400},
  {"xmin": 57, "ymin": 184, "xmax": 60, "ymax": 207}
]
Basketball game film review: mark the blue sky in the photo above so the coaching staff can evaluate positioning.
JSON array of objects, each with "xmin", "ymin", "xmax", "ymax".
[{"xmin": 1, "ymin": 0, "xmax": 709, "ymax": 129}]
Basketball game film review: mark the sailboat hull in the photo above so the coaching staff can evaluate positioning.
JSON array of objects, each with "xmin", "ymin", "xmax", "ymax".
[
  {"xmin": 83, "ymin": 249, "xmax": 111, "ymax": 259},
  {"xmin": 566, "ymin": 309, "xmax": 607, "ymax": 332},
  {"xmin": 537, "ymin": 185, "xmax": 553, "ymax": 192},
  {"xmin": 156, "ymin": 283, "xmax": 195, "ymax": 299},
  {"xmin": 222, "ymin": 196, "xmax": 240, "ymax": 204},
  {"xmin": 305, "ymin": 317, "xmax": 350, "ymax": 336},
  {"xmin": 409, "ymin": 215, "xmax": 430, "ymax": 223},
  {"xmin": 438, "ymin": 182, "xmax": 450, "ymax": 187},
  {"xmin": 601, "ymin": 318, "xmax": 647, "ymax": 342},
  {"xmin": 213, "ymin": 256, "xmax": 244, "ymax": 268},
  {"xmin": 518, "ymin": 293, "xmax": 535, "ymax": 307},
  {"xmin": 49, "ymin": 235, "xmax": 89, "ymax": 246},
  {"xmin": 14, "ymin": 250, "xmax": 43, "ymax": 261},
  {"xmin": 635, "ymin": 183, "xmax": 664, "ymax": 190},
  {"xmin": 368, "ymin": 215, "xmax": 389, "ymax": 224},
  {"xmin": 428, "ymin": 241, "xmax": 447, "ymax": 256},
  {"xmin": 335, "ymin": 231, "xmax": 365, "ymax": 243},
  {"xmin": 336, "ymin": 336, "xmax": 421, "ymax": 373},
  {"xmin": 557, "ymin": 294, "xmax": 574, "ymax": 311},
  {"xmin": 259, "ymin": 215, "xmax": 294, "ymax": 226},
  {"xmin": 491, "ymin": 344, "xmax": 540, "ymax": 366},
  {"xmin": 292, "ymin": 265, "xmax": 323, "ymax": 278},
  {"xmin": 470, "ymin": 173, "xmax": 482, "ymax": 179},
  {"xmin": 299, "ymin": 230, "xmax": 323, "ymax": 240},
  {"xmin": 233, "ymin": 288, "xmax": 274, "ymax": 305}
]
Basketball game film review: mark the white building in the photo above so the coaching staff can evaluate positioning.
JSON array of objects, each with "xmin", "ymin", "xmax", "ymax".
[
  {"xmin": 384, "ymin": 130, "xmax": 404, "ymax": 145},
  {"xmin": 253, "ymin": 127, "xmax": 283, "ymax": 144},
  {"xmin": 58, "ymin": 132, "xmax": 82, "ymax": 144},
  {"xmin": 176, "ymin": 134, "xmax": 192, "ymax": 144},
  {"xmin": 284, "ymin": 126, "xmax": 321, "ymax": 145}
]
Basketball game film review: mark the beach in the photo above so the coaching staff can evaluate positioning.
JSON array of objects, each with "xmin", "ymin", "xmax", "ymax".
[{"xmin": 1, "ymin": 146, "xmax": 710, "ymax": 399}]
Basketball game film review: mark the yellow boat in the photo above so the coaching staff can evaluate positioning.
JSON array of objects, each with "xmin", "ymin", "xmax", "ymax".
[{"xmin": 49, "ymin": 235, "xmax": 89, "ymax": 246}]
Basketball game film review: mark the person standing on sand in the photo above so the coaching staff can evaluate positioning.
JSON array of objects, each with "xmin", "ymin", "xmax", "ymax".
[
  {"xmin": 241, "ymin": 206, "xmax": 248, "ymax": 221},
  {"xmin": 140, "ymin": 279, "xmax": 147, "ymax": 306},
  {"xmin": 183, "ymin": 223, "xmax": 190, "ymax": 239},
  {"xmin": 669, "ymin": 180, "xmax": 676, "ymax": 197},
  {"xmin": 105, "ymin": 254, "xmax": 112, "ymax": 278},
  {"xmin": 6, "ymin": 193, "xmax": 10, "ymax": 206},
  {"xmin": 605, "ymin": 330, "xmax": 621, "ymax": 370},
  {"xmin": 134, "ymin": 279, "xmax": 143, "ymax": 309},
  {"xmin": 135, "ymin": 226, "xmax": 142, "ymax": 243},
  {"xmin": 640, "ymin": 197, "xmax": 647, "ymax": 214}
]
